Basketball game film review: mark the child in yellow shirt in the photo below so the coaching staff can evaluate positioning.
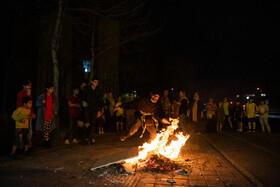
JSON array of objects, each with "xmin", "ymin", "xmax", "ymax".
[{"xmin": 9, "ymin": 97, "xmax": 33, "ymax": 160}]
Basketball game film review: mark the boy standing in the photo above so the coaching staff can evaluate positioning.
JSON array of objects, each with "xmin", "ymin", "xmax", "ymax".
[
  {"xmin": 245, "ymin": 98, "xmax": 258, "ymax": 133},
  {"xmin": 65, "ymin": 87, "xmax": 81, "ymax": 144},
  {"xmin": 9, "ymin": 97, "xmax": 33, "ymax": 160}
]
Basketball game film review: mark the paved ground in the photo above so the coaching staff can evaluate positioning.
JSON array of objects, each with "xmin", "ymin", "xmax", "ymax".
[{"xmin": 0, "ymin": 129, "xmax": 263, "ymax": 187}]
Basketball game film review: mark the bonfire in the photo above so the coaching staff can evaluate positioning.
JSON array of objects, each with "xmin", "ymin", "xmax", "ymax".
[{"xmin": 124, "ymin": 118, "xmax": 190, "ymax": 172}]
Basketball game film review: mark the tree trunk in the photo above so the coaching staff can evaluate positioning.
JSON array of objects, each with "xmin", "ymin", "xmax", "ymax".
[
  {"xmin": 52, "ymin": 0, "xmax": 64, "ymax": 138},
  {"xmin": 89, "ymin": 15, "xmax": 96, "ymax": 82}
]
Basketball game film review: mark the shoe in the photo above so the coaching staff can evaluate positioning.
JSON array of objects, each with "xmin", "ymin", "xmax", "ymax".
[
  {"xmin": 252, "ymin": 130, "xmax": 256, "ymax": 133},
  {"xmin": 101, "ymin": 131, "xmax": 105, "ymax": 134},
  {"xmin": 88, "ymin": 139, "xmax": 95, "ymax": 146},
  {"xmin": 8, "ymin": 154, "xmax": 16, "ymax": 161},
  {"xmin": 99, "ymin": 130, "xmax": 102, "ymax": 135},
  {"xmin": 247, "ymin": 130, "xmax": 251, "ymax": 133},
  {"xmin": 72, "ymin": 139, "xmax": 78, "ymax": 144},
  {"xmin": 23, "ymin": 150, "xmax": 31, "ymax": 156},
  {"xmin": 44, "ymin": 141, "xmax": 52, "ymax": 149},
  {"xmin": 65, "ymin": 139, "xmax": 70, "ymax": 145},
  {"xmin": 120, "ymin": 136, "xmax": 127, "ymax": 141}
]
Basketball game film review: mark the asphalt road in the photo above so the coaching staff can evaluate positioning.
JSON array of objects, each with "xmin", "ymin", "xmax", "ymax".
[{"xmin": 205, "ymin": 132, "xmax": 280, "ymax": 187}]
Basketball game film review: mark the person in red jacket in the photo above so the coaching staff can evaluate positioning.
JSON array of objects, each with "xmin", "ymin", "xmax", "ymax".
[{"xmin": 16, "ymin": 80, "xmax": 36, "ymax": 150}]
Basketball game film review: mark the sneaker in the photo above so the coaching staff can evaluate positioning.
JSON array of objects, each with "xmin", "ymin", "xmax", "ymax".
[
  {"xmin": 247, "ymin": 130, "xmax": 251, "ymax": 133},
  {"xmin": 88, "ymin": 139, "xmax": 95, "ymax": 146},
  {"xmin": 8, "ymin": 154, "xmax": 16, "ymax": 161},
  {"xmin": 72, "ymin": 139, "xmax": 78, "ymax": 144},
  {"xmin": 65, "ymin": 139, "xmax": 70, "ymax": 145},
  {"xmin": 101, "ymin": 131, "xmax": 105, "ymax": 135},
  {"xmin": 23, "ymin": 150, "xmax": 31, "ymax": 156},
  {"xmin": 44, "ymin": 141, "xmax": 52, "ymax": 149},
  {"xmin": 252, "ymin": 130, "xmax": 256, "ymax": 133}
]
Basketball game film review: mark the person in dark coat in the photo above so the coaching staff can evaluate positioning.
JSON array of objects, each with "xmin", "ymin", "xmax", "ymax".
[{"xmin": 117, "ymin": 89, "xmax": 171, "ymax": 143}]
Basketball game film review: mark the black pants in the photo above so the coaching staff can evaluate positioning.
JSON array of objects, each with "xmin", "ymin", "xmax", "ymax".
[
  {"xmin": 14, "ymin": 128, "xmax": 29, "ymax": 146},
  {"xmin": 85, "ymin": 108, "xmax": 98, "ymax": 139}
]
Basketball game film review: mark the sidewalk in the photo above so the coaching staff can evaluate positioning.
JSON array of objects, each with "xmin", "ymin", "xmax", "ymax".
[{"xmin": 0, "ymin": 132, "xmax": 253, "ymax": 186}]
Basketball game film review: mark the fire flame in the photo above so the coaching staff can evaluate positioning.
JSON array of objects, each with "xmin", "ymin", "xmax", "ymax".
[{"xmin": 126, "ymin": 118, "xmax": 190, "ymax": 164}]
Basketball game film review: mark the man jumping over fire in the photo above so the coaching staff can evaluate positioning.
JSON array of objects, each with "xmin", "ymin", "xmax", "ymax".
[{"xmin": 116, "ymin": 89, "xmax": 171, "ymax": 143}]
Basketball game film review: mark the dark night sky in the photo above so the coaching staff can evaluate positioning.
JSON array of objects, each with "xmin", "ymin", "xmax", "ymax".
[
  {"xmin": 1, "ymin": 0, "xmax": 280, "ymax": 111},
  {"xmin": 134, "ymin": 0, "xmax": 280, "ymax": 100}
]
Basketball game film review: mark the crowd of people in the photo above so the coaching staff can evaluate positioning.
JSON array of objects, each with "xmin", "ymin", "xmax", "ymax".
[{"xmin": 9, "ymin": 78, "xmax": 272, "ymax": 160}]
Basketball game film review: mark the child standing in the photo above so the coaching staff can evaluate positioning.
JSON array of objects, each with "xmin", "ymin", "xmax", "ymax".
[
  {"xmin": 97, "ymin": 108, "xmax": 106, "ymax": 135},
  {"xmin": 9, "ymin": 97, "xmax": 33, "ymax": 160},
  {"xmin": 65, "ymin": 87, "xmax": 81, "ymax": 144},
  {"xmin": 115, "ymin": 96, "xmax": 125, "ymax": 132},
  {"xmin": 35, "ymin": 83, "xmax": 59, "ymax": 148}
]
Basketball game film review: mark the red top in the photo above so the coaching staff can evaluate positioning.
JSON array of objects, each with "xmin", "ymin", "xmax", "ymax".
[
  {"xmin": 16, "ymin": 90, "xmax": 34, "ymax": 114},
  {"xmin": 45, "ymin": 94, "xmax": 54, "ymax": 121},
  {"xmin": 68, "ymin": 95, "xmax": 81, "ymax": 118}
]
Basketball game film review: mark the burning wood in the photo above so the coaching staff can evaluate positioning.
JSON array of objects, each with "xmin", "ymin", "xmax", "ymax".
[{"xmin": 123, "ymin": 118, "xmax": 190, "ymax": 172}]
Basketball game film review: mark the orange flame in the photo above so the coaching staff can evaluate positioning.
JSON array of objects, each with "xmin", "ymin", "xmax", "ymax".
[{"xmin": 126, "ymin": 118, "xmax": 190, "ymax": 164}]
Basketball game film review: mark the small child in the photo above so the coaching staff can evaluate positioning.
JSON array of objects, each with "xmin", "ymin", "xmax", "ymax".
[
  {"xmin": 9, "ymin": 97, "xmax": 33, "ymax": 160},
  {"xmin": 97, "ymin": 108, "xmax": 106, "ymax": 135},
  {"xmin": 115, "ymin": 96, "xmax": 125, "ymax": 132}
]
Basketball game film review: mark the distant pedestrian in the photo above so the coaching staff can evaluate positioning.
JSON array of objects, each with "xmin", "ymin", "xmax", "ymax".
[
  {"xmin": 178, "ymin": 90, "xmax": 190, "ymax": 133},
  {"xmin": 9, "ymin": 97, "xmax": 33, "ymax": 160},
  {"xmin": 125, "ymin": 93, "xmax": 136, "ymax": 132},
  {"xmin": 97, "ymin": 108, "xmax": 106, "ymax": 135},
  {"xmin": 223, "ymin": 97, "xmax": 233, "ymax": 129},
  {"xmin": 245, "ymin": 98, "xmax": 258, "ymax": 133},
  {"xmin": 160, "ymin": 89, "xmax": 171, "ymax": 118},
  {"xmin": 35, "ymin": 83, "xmax": 59, "ymax": 148},
  {"xmin": 205, "ymin": 97, "xmax": 217, "ymax": 133},
  {"xmin": 216, "ymin": 101, "xmax": 224, "ymax": 133},
  {"xmin": 65, "ymin": 87, "xmax": 81, "ymax": 145},
  {"xmin": 107, "ymin": 92, "xmax": 115, "ymax": 132},
  {"xmin": 233, "ymin": 100, "xmax": 244, "ymax": 132},
  {"xmin": 115, "ymin": 96, "xmax": 125, "ymax": 132},
  {"xmin": 190, "ymin": 92, "xmax": 204, "ymax": 123},
  {"xmin": 258, "ymin": 100, "xmax": 271, "ymax": 133},
  {"xmin": 171, "ymin": 99, "xmax": 179, "ymax": 118}
]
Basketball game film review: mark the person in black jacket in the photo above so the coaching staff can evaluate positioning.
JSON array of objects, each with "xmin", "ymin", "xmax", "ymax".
[
  {"xmin": 117, "ymin": 89, "xmax": 170, "ymax": 143},
  {"xmin": 83, "ymin": 77, "xmax": 103, "ymax": 145}
]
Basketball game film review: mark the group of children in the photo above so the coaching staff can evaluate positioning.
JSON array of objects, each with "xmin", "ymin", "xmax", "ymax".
[{"xmin": 9, "ymin": 81, "xmax": 58, "ymax": 160}]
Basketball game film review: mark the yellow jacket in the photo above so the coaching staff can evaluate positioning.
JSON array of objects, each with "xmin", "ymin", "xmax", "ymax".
[{"xmin": 12, "ymin": 107, "xmax": 31, "ymax": 129}]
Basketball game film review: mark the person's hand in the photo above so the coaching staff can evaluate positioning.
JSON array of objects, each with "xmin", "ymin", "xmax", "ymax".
[
  {"xmin": 31, "ymin": 113, "xmax": 36, "ymax": 119},
  {"xmin": 97, "ymin": 111, "xmax": 102, "ymax": 118},
  {"xmin": 161, "ymin": 118, "xmax": 171, "ymax": 124},
  {"xmin": 85, "ymin": 123, "xmax": 90, "ymax": 128},
  {"xmin": 27, "ymin": 88, "xmax": 31, "ymax": 95},
  {"xmin": 114, "ymin": 107, "xmax": 120, "ymax": 111},
  {"xmin": 42, "ymin": 99, "xmax": 46, "ymax": 104},
  {"xmin": 82, "ymin": 101, "xmax": 88, "ymax": 107}
]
